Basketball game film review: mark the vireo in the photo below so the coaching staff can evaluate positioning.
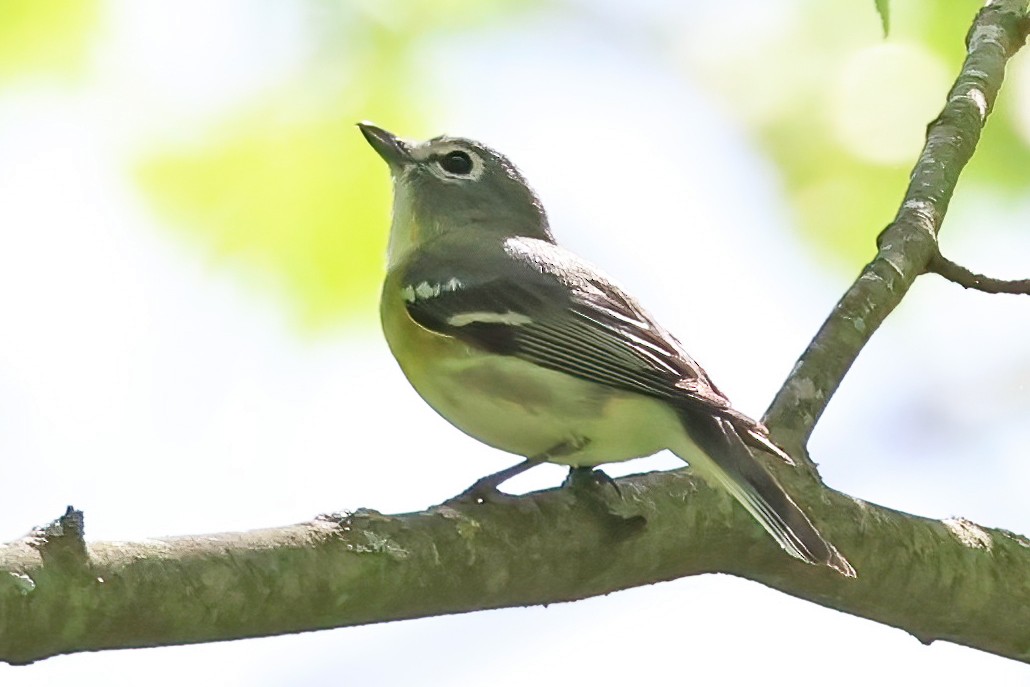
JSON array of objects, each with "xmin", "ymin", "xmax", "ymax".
[{"xmin": 359, "ymin": 122, "xmax": 854, "ymax": 577}]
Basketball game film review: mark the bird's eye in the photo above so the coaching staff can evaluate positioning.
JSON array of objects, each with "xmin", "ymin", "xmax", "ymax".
[{"xmin": 439, "ymin": 151, "xmax": 474, "ymax": 175}]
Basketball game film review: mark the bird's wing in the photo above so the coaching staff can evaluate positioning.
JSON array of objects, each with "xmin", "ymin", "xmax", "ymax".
[{"xmin": 400, "ymin": 236, "xmax": 736, "ymax": 417}]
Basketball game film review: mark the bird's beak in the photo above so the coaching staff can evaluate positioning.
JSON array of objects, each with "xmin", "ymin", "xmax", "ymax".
[{"xmin": 358, "ymin": 122, "xmax": 411, "ymax": 167}]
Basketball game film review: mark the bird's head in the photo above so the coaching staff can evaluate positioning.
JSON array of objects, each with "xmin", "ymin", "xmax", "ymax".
[{"xmin": 359, "ymin": 122, "xmax": 552, "ymax": 263}]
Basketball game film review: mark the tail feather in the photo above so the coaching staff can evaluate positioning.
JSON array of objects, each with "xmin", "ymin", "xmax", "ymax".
[{"xmin": 676, "ymin": 412, "xmax": 855, "ymax": 578}]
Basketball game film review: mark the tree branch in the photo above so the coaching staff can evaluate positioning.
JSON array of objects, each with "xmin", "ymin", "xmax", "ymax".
[
  {"xmin": 2, "ymin": 470, "xmax": 1029, "ymax": 665},
  {"xmin": 929, "ymin": 250, "xmax": 1030, "ymax": 293},
  {"xmin": 763, "ymin": 0, "xmax": 1030, "ymax": 454}
]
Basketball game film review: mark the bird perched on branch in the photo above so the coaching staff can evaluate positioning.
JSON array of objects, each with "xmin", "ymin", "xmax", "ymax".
[{"xmin": 359, "ymin": 122, "xmax": 854, "ymax": 577}]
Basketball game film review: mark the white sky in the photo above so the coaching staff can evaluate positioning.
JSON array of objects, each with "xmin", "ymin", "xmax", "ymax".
[{"xmin": 1, "ymin": 1, "xmax": 1028, "ymax": 684}]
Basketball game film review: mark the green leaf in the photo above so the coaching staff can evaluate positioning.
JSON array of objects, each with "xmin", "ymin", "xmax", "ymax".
[{"xmin": 875, "ymin": 0, "xmax": 891, "ymax": 37}]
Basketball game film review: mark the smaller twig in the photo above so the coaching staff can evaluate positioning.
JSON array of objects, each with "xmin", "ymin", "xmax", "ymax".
[
  {"xmin": 929, "ymin": 251, "xmax": 1030, "ymax": 294},
  {"xmin": 763, "ymin": 0, "xmax": 1030, "ymax": 450}
]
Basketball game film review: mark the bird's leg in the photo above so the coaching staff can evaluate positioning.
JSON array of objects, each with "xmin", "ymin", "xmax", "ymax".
[
  {"xmin": 448, "ymin": 436, "xmax": 597, "ymax": 504},
  {"xmin": 448, "ymin": 458, "xmax": 541, "ymax": 504}
]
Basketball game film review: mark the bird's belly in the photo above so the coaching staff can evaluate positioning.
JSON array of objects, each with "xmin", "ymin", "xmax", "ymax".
[{"xmin": 382, "ymin": 303, "xmax": 677, "ymax": 466}]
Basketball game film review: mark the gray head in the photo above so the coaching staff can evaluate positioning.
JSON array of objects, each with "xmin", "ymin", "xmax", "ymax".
[{"xmin": 359, "ymin": 123, "xmax": 553, "ymax": 263}]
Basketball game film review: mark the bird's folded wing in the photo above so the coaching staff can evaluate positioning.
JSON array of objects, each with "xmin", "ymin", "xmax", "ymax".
[{"xmin": 400, "ymin": 256, "xmax": 733, "ymax": 415}]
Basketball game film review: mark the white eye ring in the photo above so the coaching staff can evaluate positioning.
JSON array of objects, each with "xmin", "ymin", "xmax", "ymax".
[{"xmin": 428, "ymin": 147, "xmax": 484, "ymax": 181}]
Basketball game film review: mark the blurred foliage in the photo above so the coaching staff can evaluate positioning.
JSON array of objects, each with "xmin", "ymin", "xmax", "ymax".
[
  {"xmin": 137, "ymin": 0, "xmax": 543, "ymax": 329},
  {"xmin": 680, "ymin": 0, "xmax": 1030, "ymax": 269},
  {"xmin": 0, "ymin": 0, "xmax": 100, "ymax": 80},
  {"xmin": 1, "ymin": 0, "xmax": 1021, "ymax": 326},
  {"xmin": 138, "ymin": 100, "xmax": 401, "ymax": 328}
]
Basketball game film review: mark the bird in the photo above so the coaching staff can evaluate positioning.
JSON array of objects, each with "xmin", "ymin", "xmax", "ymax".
[{"xmin": 358, "ymin": 121, "xmax": 854, "ymax": 577}]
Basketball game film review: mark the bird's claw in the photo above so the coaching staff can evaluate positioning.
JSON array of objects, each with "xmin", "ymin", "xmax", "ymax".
[{"xmin": 563, "ymin": 466, "xmax": 622, "ymax": 497}]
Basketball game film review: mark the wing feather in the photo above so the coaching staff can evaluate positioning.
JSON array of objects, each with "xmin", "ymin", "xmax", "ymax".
[
  {"xmin": 403, "ymin": 270, "xmax": 722, "ymax": 412},
  {"xmin": 399, "ymin": 236, "xmax": 788, "ymax": 459}
]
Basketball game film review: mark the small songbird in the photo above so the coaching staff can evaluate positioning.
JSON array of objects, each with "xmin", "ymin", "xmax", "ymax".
[{"xmin": 359, "ymin": 122, "xmax": 854, "ymax": 576}]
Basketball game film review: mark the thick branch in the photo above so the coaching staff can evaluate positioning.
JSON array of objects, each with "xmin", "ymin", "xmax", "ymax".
[
  {"xmin": 929, "ymin": 251, "xmax": 1030, "ymax": 293},
  {"xmin": 2, "ymin": 469, "xmax": 1028, "ymax": 665},
  {"xmin": 763, "ymin": 0, "xmax": 1030, "ymax": 452}
]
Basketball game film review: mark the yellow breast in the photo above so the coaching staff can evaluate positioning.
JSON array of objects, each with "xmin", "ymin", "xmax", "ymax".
[{"xmin": 379, "ymin": 283, "xmax": 679, "ymax": 466}]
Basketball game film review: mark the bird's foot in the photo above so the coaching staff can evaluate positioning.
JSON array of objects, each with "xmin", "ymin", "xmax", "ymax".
[
  {"xmin": 563, "ymin": 466, "xmax": 622, "ymax": 497},
  {"xmin": 563, "ymin": 467, "xmax": 646, "ymax": 540}
]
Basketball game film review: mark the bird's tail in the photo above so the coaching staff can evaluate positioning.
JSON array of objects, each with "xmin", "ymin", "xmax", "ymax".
[{"xmin": 674, "ymin": 411, "xmax": 855, "ymax": 577}]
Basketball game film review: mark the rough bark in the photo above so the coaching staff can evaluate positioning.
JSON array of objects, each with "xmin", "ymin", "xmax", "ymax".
[{"xmin": 2, "ymin": 471, "xmax": 1029, "ymax": 665}]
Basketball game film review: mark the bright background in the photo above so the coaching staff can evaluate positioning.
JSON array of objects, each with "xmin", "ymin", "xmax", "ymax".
[{"xmin": 1, "ymin": 0, "xmax": 1029, "ymax": 684}]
